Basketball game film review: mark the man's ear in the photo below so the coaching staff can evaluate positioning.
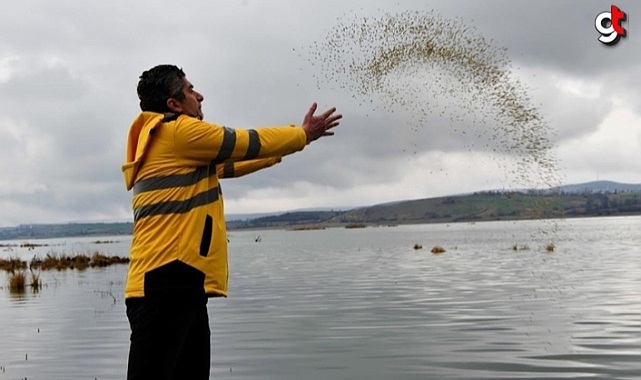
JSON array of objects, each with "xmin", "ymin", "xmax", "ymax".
[{"xmin": 166, "ymin": 98, "xmax": 183, "ymax": 113}]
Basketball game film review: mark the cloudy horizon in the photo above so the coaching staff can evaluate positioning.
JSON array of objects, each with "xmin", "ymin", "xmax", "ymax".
[{"xmin": 1, "ymin": 0, "xmax": 639, "ymax": 227}]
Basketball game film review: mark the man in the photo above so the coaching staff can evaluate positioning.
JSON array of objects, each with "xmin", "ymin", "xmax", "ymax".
[{"xmin": 121, "ymin": 64, "xmax": 341, "ymax": 380}]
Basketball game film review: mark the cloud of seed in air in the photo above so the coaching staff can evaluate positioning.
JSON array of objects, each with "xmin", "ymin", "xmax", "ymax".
[{"xmin": 303, "ymin": 10, "xmax": 561, "ymax": 192}]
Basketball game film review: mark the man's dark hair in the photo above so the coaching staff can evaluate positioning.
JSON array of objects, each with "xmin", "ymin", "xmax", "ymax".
[{"xmin": 137, "ymin": 65, "xmax": 186, "ymax": 113}]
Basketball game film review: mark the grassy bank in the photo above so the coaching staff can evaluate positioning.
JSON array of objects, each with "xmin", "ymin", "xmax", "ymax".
[{"xmin": 2, "ymin": 251, "xmax": 129, "ymax": 294}]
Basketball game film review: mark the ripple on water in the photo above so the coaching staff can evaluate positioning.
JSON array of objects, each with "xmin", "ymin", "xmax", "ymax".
[{"xmin": 1, "ymin": 218, "xmax": 640, "ymax": 379}]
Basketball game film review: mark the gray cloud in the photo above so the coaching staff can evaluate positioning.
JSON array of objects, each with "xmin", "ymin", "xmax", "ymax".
[{"xmin": 0, "ymin": 0, "xmax": 639, "ymax": 226}]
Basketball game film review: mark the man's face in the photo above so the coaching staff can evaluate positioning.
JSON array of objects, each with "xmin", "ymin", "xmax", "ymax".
[{"xmin": 170, "ymin": 77, "xmax": 204, "ymax": 120}]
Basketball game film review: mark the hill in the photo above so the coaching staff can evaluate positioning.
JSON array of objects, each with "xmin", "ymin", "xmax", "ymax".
[
  {"xmin": 0, "ymin": 222, "xmax": 133, "ymax": 241},
  {"xmin": 2, "ymin": 181, "xmax": 640, "ymax": 240},
  {"xmin": 227, "ymin": 190, "xmax": 641, "ymax": 229},
  {"xmin": 552, "ymin": 181, "xmax": 641, "ymax": 194}
]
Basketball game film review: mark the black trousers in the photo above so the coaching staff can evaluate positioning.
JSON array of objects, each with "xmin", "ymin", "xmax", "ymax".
[{"xmin": 126, "ymin": 297, "xmax": 211, "ymax": 380}]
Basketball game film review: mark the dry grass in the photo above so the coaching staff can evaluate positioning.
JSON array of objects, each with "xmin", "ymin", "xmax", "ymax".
[
  {"xmin": 90, "ymin": 252, "xmax": 130, "ymax": 267},
  {"xmin": 74, "ymin": 254, "xmax": 91, "ymax": 270},
  {"xmin": 545, "ymin": 243, "xmax": 555, "ymax": 252},
  {"xmin": 6, "ymin": 268, "xmax": 42, "ymax": 293},
  {"xmin": 2, "ymin": 250, "xmax": 128, "ymax": 294},
  {"xmin": 20, "ymin": 242, "xmax": 49, "ymax": 248},
  {"xmin": 291, "ymin": 226, "xmax": 326, "ymax": 231},
  {"xmin": 512, "ymin": 244, "xmax": 530, "ymax": 251},
  {"xmin": 5, "ymin": 251, "xmax": 129, "ymax": 273},
  {"xmin": 413, "ymin": 244, "xmax": 423, "ymax": 250},
  {"xmin": 0, "ymin": 256, "xmax": 27, "ymax": 272},
  {"xmin": 431, "ymin": 246, "xmax": 446, "ymax": 254},
  {"xmin": 29, "ymin": 269, "xmax": 41, "ymax": 292},
  {"xmin": 30, "ymin": 253, "xmax": 82, "ymax": 271},
  {"xmin": 9, "ymin": 271, "xmax": 26, "ymax": 293}
]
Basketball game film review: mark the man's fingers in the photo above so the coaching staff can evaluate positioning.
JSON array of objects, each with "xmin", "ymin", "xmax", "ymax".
[
  {"xmin": 319, "ymin": 107, "xmax": 337, "ymax": 119},
  {"xmin": 325, "ymin": 114, "xmax": 342, "ymax": 124},
  {"xmin": 305, "ymin": 102, "xmax": 318, "ymax": 122},
  {"xmin": 322, "ymin": 131, "xmax": 335, "ymax": 137},
  {"xmin": 310, "ymin": 114, "xmax": 341, "ymax": 129}
]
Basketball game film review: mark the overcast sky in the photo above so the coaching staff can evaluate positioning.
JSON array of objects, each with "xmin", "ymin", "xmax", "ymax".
[{"xmin": 0, "ymin": 0, "xmax": 639, "ymax": 227}]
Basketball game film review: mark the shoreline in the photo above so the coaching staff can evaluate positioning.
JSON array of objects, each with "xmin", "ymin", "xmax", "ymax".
[{"xmin": 1, "ymin": 213, "xmax": 640, "ymax": 242}]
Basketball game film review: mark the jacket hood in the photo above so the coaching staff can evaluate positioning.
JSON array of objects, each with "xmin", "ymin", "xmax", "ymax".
[{"xmin": 121, "ymin": 112, "xmax": 165, "ymax": 191}]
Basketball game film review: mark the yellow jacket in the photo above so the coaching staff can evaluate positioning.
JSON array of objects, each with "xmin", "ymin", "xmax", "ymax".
[{"xmin": 122, "ymin": 112, "xmax": 306, "ymax": 299}]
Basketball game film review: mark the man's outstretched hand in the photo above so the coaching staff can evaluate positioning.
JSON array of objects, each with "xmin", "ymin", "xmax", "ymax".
[{"xmin": 301, "ymin": 103, "xmax": 342, "ymax": 144}]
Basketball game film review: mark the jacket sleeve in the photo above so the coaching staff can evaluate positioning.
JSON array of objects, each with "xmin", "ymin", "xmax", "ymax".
[
  {"xmin": 173, "ymin": 116, "xmax": 306, "ymax": 166},
  {"xmin": 217, "ymin": 157, "xmax": 282, "ymax": 179}
]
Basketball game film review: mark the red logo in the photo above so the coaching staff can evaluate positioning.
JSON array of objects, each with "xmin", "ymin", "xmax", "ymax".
[{"xmin": 595, "ymin": 5, "xmax": 627, "ymax": 45}]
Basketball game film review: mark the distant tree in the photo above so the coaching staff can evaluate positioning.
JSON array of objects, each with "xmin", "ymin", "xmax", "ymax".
[{"xmin": 586, "ymin": 197, "xmax": 598, "ymax": 214}]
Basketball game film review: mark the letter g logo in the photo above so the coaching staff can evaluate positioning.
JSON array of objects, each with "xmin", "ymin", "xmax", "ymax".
[{"xmin": 595, "ymin": 5, "xmax": 627, "ymax": 46}]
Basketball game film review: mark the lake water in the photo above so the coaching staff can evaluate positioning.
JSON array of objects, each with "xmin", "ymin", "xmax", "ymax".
[{"xmin": 0, "ymin": 216, "xmax": 639, "ymax": 379}]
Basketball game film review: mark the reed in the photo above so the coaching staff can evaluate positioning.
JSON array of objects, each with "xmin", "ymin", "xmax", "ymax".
[
  {"xmin": 431, "ymin": 246, "xmax": 446, "ymax": 254},
  {"xmin": 74, "ymin": 254, "xmax": 91, "ymax": 270},
  {"xmin": 90, "ymin": 252, "xmax": 129, "ymax": 267},
  {"xmin": 0, "ymin": 256, "xmax": 27, "ymax": 272},
  {"xmin": 26, "ymin": 251, "xmax": 129, "ymax": 271},
  {"xmin": 291, "ymin": 226, "xmax": 326, "ymax": 231},
  {"xmin": 29, "ymin": 269, "xmax": 41, "ymax": 292},
  {"xmin": 512, "ymin": 244, "xmax": 530, "ymax": 251},
  {"xmin": 20, "ymin": 242, "xmax": 48, "ymax": 248},
  {"xmin": 8, "ymin": 271, "xmax": 26, "ymax": 293}
]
